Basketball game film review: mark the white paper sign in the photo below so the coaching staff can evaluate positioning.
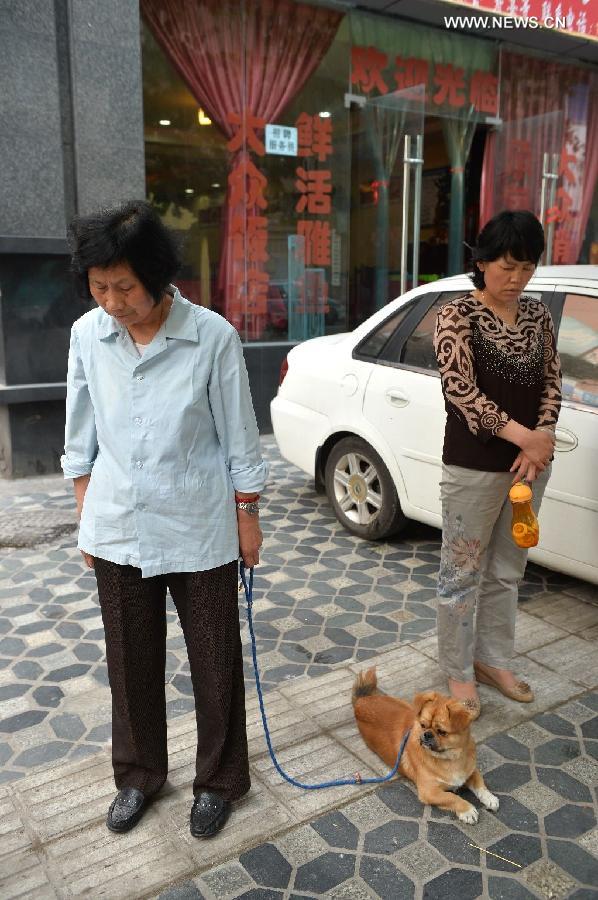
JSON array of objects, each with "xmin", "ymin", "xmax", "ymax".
[{"xmin": 265, "ymin": 124, "xmax": 298, "ymax": 156}]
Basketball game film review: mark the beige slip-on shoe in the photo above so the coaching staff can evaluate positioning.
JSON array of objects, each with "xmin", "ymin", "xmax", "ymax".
[{"xmin": 474, "ymin": 662, "xmax": 534, "ymax": 703}]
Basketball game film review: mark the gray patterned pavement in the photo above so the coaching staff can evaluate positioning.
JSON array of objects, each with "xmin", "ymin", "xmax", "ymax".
[{"xmin": 1, "ymin": 439, "xmax": 597, "ymax": 898}]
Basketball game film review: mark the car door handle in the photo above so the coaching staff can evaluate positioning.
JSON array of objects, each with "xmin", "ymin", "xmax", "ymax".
[
  {"xmin": 386, "ymin": 389, "xmax": 410, "ymax": 407},
  {"xmin": 554, "ymin": 428, "xmax": 578, "ymax": 452}
]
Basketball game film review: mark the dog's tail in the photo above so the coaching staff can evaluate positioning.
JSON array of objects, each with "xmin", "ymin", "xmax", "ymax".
[{"xmin": 352, "ymin": 667, "xmax": 378, "ymax": 704}]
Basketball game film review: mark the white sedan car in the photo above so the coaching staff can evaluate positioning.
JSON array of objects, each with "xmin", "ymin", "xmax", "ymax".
[{"xmin": 271, "ymin": 266, "xmax": 598, "ymax": 586}]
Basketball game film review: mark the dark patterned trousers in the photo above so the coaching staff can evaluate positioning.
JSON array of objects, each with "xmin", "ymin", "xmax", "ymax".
[{"xmin": 94, "ymin": 558, "xmax": 250, "ymax": 801}]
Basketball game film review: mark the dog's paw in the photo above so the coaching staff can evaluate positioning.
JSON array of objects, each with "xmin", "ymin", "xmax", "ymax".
[
  {"xmin": 478, "ymin": 788, "xmax": 499, "ymax": 811},
  {"xmin": 457, "ymin": 805, "xmax": 479, "ymax": 825}
]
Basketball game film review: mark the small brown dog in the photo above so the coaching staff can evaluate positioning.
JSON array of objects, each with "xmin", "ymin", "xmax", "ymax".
[{"xmin": 352, "ymin": 668, "xmax": 498, "ymax": 824}]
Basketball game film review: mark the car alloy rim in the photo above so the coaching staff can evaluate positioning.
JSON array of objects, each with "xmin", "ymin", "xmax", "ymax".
[{"xmin": 333, "ymin": 452, "xmax": 383, "ymax": 526}]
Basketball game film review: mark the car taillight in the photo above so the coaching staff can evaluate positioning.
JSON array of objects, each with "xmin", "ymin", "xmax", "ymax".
[{"xmin": 279, "ymin": 356, "xmax": 289, "ymax": 386}]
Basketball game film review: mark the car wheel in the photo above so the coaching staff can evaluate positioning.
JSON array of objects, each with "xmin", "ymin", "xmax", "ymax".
[{"xmin": 324, "ymin": 436, "xmax": 407, "ymax": 540}]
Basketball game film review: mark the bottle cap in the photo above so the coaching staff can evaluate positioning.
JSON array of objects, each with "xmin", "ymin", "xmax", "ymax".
[{"xmin": 509, "ymin": 481, "xmax": 533, "ymax": 503}]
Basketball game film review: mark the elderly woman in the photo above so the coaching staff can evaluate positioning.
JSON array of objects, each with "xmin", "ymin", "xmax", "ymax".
[
  {"xmin": 62, "ymin": 200, "xmax": 267, "ymax": 836},
  {"xmin": 433, "ymin": 210, "xmax": 561, "ymax": 720}
]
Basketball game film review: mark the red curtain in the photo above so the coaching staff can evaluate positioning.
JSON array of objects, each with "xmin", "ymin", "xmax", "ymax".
[
  {"xmin": 484, "ymin": 51, "xmax": 568, "ymax": 227},
  {"xmin": 572, "ymin": 77, "xmax": 598, "ymax": 262},
  {"xmin": 480, "ymin": 52, "xmax": 598, "ymax": 263},
  {"xmin": 142, "ymin": 0, "xmax": 343, "ymax": 336}
]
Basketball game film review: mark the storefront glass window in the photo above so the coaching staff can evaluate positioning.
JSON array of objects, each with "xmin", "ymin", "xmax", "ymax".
[
  {"xmin": 141, "ymin": 0, "xmax": 349, "ymax": 343},
  {"xmin": 141, "ymin": 21, "xmax": 230, "ymax": 310},
  {"xmin": 141, "ymin": 1, "xmax": 597, "ymax": 345}
]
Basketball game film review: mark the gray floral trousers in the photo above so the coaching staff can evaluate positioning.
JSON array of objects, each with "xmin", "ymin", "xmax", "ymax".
[{"xmin": 437, "ymin": 463, "xmax": 551, "ymax": 681}]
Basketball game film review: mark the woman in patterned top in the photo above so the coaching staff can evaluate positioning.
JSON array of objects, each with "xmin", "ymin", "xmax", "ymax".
[{"xmin": 433, "ymin": 210, "xmax": 562, "ymax": 720}]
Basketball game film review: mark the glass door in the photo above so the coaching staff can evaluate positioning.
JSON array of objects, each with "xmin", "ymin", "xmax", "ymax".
[
  {"xmin": 491, "ymin": 110, "xmax": 564, "ymax": 263},
  {"xmin": 350, "ymin": 85, "xmax": 425, "ymax": 320}
]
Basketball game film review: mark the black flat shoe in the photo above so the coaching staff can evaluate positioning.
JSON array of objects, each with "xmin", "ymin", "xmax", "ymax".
[
  {"xmin": 190, "ymin": 791, "xmax": 231, "ymax": 838},
  {"xmin": 106, "ymin": 787, "xmax": 148, "ymax": 833}
]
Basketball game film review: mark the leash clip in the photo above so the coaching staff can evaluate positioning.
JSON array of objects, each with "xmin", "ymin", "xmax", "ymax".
[{"xmin": 353, "ymin": 771, "xmax": 362, "ymax": 784}]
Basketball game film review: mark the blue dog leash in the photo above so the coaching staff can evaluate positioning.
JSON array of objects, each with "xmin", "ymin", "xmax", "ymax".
[{"xmin": 239, "ymin": 562, "xmax": 410, "ymax": 789}]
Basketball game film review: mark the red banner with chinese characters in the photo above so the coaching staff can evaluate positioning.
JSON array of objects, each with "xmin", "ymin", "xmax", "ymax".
[
  {"xmin": 547, "ymin": 121, "xmax": 589, "ymax": 263},
  {"xmin": 497, "ymin": 137, "xmax": 535, "ymax": 210},
  {"xmin": 294, "ymin": 112, "xmax": 333, "ymax": 317},
  {"xmin": 351, "ymin": 46, "xmax": 498, "ymax": 115},
  {"xmin": 225, "ymin": 112, "xmax": 270, "ymax": 338},
  {"xmin": 438, "ymin": 0, "xmax": 597, "ymax": 40},
  {"xmin": 487, "ymin": 52, "xmax": 597, "ymax": 263}
]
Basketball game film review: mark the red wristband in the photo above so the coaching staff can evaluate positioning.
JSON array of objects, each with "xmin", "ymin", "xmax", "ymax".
[{"xmin": 235, "ymin": 492, "xmax": 260, "ymax": 502}]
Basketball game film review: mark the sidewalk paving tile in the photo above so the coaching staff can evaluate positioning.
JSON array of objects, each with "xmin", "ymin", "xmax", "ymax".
[
  {"xmin": 0, "ymin": 849, "xmax": 58, "ymax": 899},
  {"xmin": 2, "ymin": 440, "xmax": 598, "ymax": 899},
  {"xmin": 0, "ymin": 793, "xmax": 33, "ymax": 860},
  {"xmin": 527, "ymin": 635, "xmax": 598, "ymax": 688},
  {"xmin": 163, "ymin": 780, "xmax": 293, "ymax": 871},
  {"xmin": 48, "ymin": 826, "xmax": 193, "ymax": 898},
  {"xmin": 521, "ymin": 593, "xmax": 598, "ymax": 635}
]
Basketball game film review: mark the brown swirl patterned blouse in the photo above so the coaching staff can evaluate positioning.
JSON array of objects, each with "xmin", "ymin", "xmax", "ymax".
[{"xmin": 434, "ymin": 293, "xmax": 562, "ymax": 472}]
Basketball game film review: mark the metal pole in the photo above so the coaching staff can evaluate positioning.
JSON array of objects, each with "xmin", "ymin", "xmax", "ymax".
[
  {"xmin": 539, "ymin": 151, "xmax": 549, "ymax": 229},
  {"xmin": 411, "ymin": 133, "xmax": 424, "ymax": 289},
  {"xmin": 401, "ymin": 134, "xmax": 411, "ymax": 296},
  {"xmin": 545, "ymin": 152, "xmax": 559, "ymax": 266}
]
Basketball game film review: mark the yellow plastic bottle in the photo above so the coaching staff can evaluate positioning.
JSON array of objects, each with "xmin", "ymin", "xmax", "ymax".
[{"xmin": 509, "ymin": 481, "xmax": 539, "ymax": 548}]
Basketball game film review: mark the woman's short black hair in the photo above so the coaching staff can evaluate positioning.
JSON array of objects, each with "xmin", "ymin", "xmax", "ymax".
[
  {"xmin": 68, "ymin": 200, "xmax": 181, "ymax": 304},
  {"xmin": 469, "ymin": 210, "xmax": 545, "ymax": 290}
]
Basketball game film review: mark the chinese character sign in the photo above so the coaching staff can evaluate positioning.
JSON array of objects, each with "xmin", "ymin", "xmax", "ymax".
[
  {"xmin": 547, "ymin": 128, "xmax": 586, "ymax": 264},
  {"xmin": 351, "ymin": 46, "xmax": 389, "ymax": 95},
  {"xmin": 225, "ymin": 112, "xmax": 270, "ymax": 334},
  {"xmin": 497, "ymin": 137, "xmax": 534, "ymax": 210},
  {"xmin": 265, "ymin": 123, "xmax": 298, "ymax": 156},
  {"xmin": 351, "ymin": 47, "xmax": 499, "ymax": 117},
  {"xmin": 293, "ymin": 111, "xmax": 335, "ymax": 328}
]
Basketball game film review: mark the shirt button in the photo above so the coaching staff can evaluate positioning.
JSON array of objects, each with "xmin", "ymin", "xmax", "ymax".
[
  {"xmin": 138, "ymin": 503, "xmax": 146, "ymax": 511},
  {"xmin": 136, "ymin": 374, "xmax": 144, "ymax": 381},
  {"xmin": 134, "ymin": 417, "xmax": 142, "ymax": 425},
  {"xmin": 136, "ymin": 460, "xmax": 143, "ymax": 469}
]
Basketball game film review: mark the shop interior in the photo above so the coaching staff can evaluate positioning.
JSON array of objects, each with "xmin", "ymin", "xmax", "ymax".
[{"xmin": 142, "ymin": 19, "xmax": 487, "ymax": 340}]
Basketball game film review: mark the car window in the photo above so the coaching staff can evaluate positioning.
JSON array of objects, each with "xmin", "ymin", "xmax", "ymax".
[
  {"xmin": 355, "ymin": 301, "xmax": 415, "ymax": 359},
  {"xmin": 557, "ymin": 293, "xmax": 598, "ymax": 410},
  {"xmin": 400, "ymin": 291, "xmax": 469, "ymax": 370}
]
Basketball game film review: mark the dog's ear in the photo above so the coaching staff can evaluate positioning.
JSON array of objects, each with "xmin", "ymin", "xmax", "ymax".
[
  {"xmin": 447, "ymin": 700, "xmax": 472, "ymax": 731},
  {"xmin": 412, "ymin": 691, "xmax": 438, "ymax": 717}
]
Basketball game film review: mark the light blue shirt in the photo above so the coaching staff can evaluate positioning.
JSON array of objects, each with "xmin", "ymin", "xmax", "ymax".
[{"xmin": 61, "ymin": 288, "xmax": 268, "ymax": 577}]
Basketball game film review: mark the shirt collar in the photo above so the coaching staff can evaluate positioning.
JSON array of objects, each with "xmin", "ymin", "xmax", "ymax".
[
  {"xmin": 97, "ymin": 310, "xmax": 120, "ymax": 341},
  {"xmin": 164, "ymin": 287, "xmax": 199, "ymax": 342},
  {"xmin": 97, "ymin": 286, "xmax": 199, "ymax": 343}
]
